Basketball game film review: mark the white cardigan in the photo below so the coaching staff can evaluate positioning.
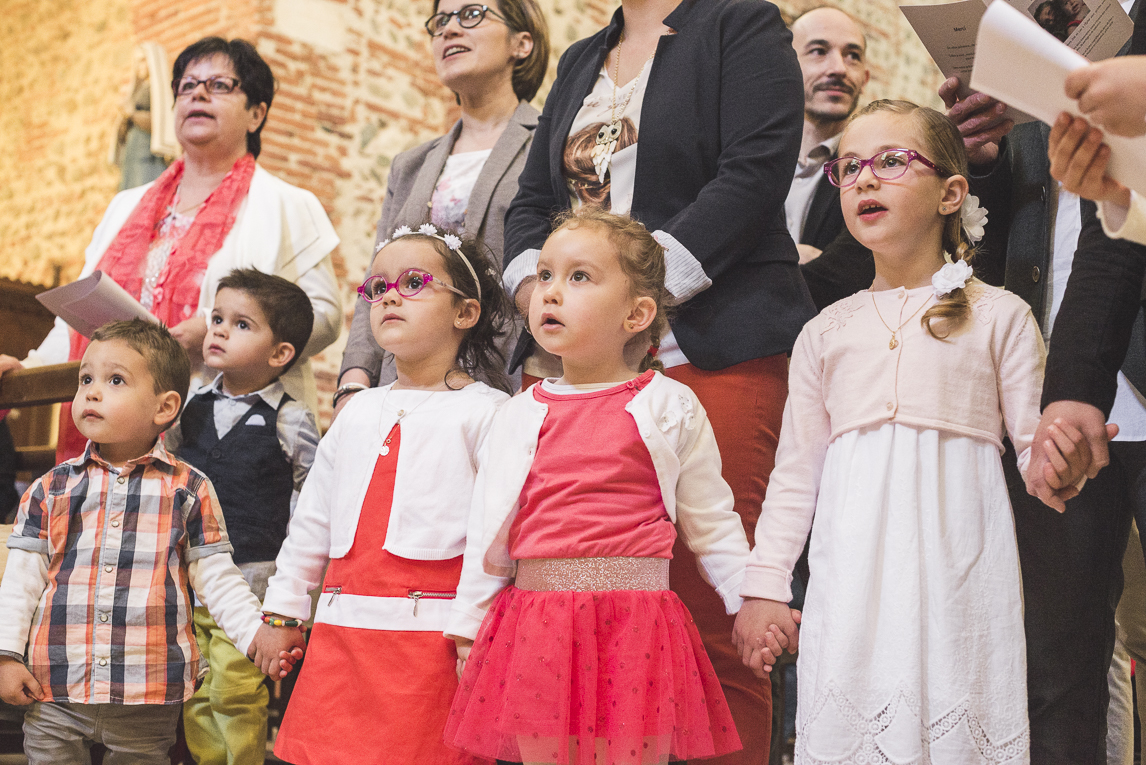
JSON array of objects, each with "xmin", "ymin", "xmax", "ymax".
[
  {"xmin": 446, "ymin": 372, "xmax": 750, "ymax": 642},
  {"xmin": 29, "ymin": 165, "xmax": 341, "ymax": 413},
  {"xmin": 261, "ymin": 383, "xmax": 508, "ymax": 622}
]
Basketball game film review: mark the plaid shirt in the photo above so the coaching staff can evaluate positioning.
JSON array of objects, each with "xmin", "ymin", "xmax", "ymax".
[{"xmin": 6, "ymin": 440, "xmax": 233, "ymax": 704}]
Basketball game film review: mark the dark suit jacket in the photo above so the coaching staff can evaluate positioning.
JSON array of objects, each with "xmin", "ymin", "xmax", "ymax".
[
  {"xmin": 340, "ymin": 102, "xmax": 539, "ymax": 384},
  {"xmin": 800, "ymin": 169, "xmax": 847, "ymax": 252},
  {"xmin": 504, "ymin": 0, "xmax": 815, "ymax": 371}
]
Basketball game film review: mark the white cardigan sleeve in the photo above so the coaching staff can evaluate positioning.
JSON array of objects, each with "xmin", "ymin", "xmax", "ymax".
[
  {"xmin": 446, "ymin": 438, "xmax": 513, "ymax": 642},
  {"xmin": 672, "ymin": 398, "xmax": 750, "ymax": 615},
  {"xmin": 741, "ymin": 326, "xmax": 830, "ymax": 603}
]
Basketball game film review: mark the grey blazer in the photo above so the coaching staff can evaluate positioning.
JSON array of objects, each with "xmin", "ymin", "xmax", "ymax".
[{"xmin": 340, "ymin": 101, "xmax": 539, "ymax": 385}]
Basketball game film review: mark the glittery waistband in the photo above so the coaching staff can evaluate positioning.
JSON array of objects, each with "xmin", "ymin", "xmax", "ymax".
[{"xmin": 514, "ymin": 557, "xmax": 670, "ymax": 592}]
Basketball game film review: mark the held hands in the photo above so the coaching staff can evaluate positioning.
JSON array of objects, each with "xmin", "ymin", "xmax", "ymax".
[
  {"xmin": 248, "ymin": 623, "xmax": 306, "ymax": 679},
  {"xmin": 0, "ymin": 656, "xmax": 45, "ymax": 706},
  {"xmin": 731, "ymin": 598, "xmax": 801, "ymax": 680},
  {"xmin": 454, "ymin": 638, "xmax": 473, "ymax": 681},
  {"xmin": 939, "ymin": 77, "xmax": 1015, "ymax": 167},
  {"xmin": 1026, "ymin": 400, "xmax": 1119, "ymax": 512},
  {"xmin": 1048, "ymin": 113, "xmax": 1132, "ymax": 207},
  {"xmin": 1065, "ymin": 58, "xmax": 1146, "ymax": 138}
]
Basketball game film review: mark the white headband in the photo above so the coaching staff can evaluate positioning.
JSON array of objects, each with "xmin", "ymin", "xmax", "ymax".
[{"xmin": 375, "ymin": 223, "xmax": 481, "ymax": 301}]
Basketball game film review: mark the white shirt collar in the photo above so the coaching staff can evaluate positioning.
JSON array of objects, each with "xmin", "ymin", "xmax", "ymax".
[{"xmin": 199, "ymin": 373, "xmax": 286, "ymax": 410}]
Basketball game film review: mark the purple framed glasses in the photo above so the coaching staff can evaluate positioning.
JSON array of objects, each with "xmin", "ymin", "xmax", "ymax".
[
  {"xmin": 823, "ymin": 149, "xmax": 939, "ymax": 188},
  {"xmin": 358, "ymin": 269, "xmax": 467, "ymax": 302}
]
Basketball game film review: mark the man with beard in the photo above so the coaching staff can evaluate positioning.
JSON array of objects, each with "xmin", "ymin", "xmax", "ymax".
[{"xmin": 785, "ymin": 6, "xmax": 869, "ymax": 264}]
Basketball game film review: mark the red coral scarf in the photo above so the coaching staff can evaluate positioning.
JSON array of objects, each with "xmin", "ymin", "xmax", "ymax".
[{"xmin": 59, "ymin": 153, "xmax": 256, "ymax": 461}]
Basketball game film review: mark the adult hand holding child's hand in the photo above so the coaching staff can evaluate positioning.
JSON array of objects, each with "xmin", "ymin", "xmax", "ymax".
[
  {"xmin": 0, "ymin": 656, "xmax": 45, "ymax": 705},
  {"xmin": 732, "ymin": 598, "xmax": 801, "ymax": 680}
]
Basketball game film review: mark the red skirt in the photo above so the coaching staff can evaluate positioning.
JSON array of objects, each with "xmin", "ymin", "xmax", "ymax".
[{"xmin": 445, "ymin": 586, "xmax": 741, "ymax": 764}]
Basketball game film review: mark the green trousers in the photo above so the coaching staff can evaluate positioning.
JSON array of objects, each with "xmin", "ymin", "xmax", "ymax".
[{"xmin": 183, "ymin": 606, "xmax": 269, "ymax": 765}]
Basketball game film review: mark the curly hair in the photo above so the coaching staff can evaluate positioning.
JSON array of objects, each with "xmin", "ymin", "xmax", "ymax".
[{"xmin": 381, "ymin": 232, "xmax": 513, "ymax": 393}]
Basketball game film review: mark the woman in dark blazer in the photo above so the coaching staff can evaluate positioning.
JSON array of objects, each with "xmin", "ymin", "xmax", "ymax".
[
  {"xmin": 335, "ymin": 0, "xmax": 549, "ymax": 407},
  {"xmin": 501, "ymin": 1, "xmax": 814, "ymax": 761}
]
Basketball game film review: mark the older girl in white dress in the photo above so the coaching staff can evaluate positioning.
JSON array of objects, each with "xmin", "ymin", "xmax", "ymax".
[{"xmin": 734, "ymin": 100, "xmax": 1049, "ymax": 764}]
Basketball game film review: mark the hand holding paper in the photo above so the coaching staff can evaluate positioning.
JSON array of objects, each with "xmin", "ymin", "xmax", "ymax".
[
  {"xmin": 1047, "ymin": 112, "xmax": 1132, "ymax": 205},
  {"xmin": 970, "ymin": 1, "xmax": 1146, "ymax": 197},
  {"xmin": 1065, "ymin": 57, "xmax": 1146, "ymax": 137}
]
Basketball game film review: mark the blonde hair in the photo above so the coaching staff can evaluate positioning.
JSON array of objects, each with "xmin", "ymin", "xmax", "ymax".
[
  {"xmin": 843, "ymin": 99, "xmax": 976, "ymax": 339},
  {"xmin": 550, "ymin": 207, "xmax": 669, "ymax": 373}
]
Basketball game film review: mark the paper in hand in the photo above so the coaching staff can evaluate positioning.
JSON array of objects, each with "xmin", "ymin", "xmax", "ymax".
[
  {"xmin": 36, "ymin": 271, "xmax": 157, "ymax": 338},
  {"xmin": 971, "ymin": 1, "xmax": 1146, "ymax": 196}
]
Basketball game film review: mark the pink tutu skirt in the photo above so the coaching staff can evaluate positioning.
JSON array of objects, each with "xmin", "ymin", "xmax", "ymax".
[{"xmin": 445, "ymin": 586, "xmax": 741, "ymax": 764}]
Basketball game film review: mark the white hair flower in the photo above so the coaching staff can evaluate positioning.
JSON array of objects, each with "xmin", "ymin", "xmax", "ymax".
[
  {"xmin": 374, "ymin": 239, "xmax": 389, "ymax": 253},
  {"xmin": 418, "ymin": 223, "xmax": 438, "ymax": 236},
  {"xmin": 442, "ymin": 233, "xmax": 462, "ymax": 250},
  {"xmin": 392, "ymin": 225, "xmax": 413, "ymax": 238},
  {"xmin": 960, "ymin": 195, "xmax": 988, "ymax": 244},
  {"xmin": 933, "ymin": 259, "xmax": 974, "ymax": 297}
]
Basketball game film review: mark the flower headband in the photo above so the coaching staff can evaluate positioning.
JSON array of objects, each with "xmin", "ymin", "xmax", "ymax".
[{"xmin": 375, "ymin": 223, "xmax": 481, "ymax": 301}]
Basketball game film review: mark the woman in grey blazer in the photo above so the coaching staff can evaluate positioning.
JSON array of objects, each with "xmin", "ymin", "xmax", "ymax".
[{"xmin": 336, "ymin": 0, "xmax": 550, "ymax": 408}]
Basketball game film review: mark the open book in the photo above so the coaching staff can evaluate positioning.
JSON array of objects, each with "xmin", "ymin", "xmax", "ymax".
[{"xmin": 35, "ymin": 271, "xmax": 157, "ymax": 338}]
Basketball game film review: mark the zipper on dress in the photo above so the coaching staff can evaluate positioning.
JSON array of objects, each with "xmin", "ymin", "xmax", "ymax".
[
  {"xmin": 407, "ymin": 589, "xmax": 456, "ymax": 616},
  {"xmin": 324, "ymin": 586, "xmax": 342, "ymax": 605}
]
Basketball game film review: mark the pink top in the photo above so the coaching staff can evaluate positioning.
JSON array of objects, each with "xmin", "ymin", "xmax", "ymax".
[
  {"xmin": 743, "ymin": 280, "xmax": 1046, "ymax": 602},
  {"xmin": 508, "ymin": 371, "xmax": 677, "ymax": 559}
]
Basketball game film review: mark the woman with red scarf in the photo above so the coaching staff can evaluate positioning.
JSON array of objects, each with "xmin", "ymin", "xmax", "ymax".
[{"xmin": 0, "ymin": 37, "xmax": 341, "ymax": 461}]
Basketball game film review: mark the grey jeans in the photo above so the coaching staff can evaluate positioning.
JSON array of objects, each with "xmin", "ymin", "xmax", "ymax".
[{"xmin": 22, "ymin": 700, "xmax": 181, "ymax": 765}]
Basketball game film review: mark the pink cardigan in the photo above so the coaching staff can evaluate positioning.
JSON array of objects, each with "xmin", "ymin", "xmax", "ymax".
[{"xmin": 742, "ymin": 279, "xmax": 1046, "ymax": 603}]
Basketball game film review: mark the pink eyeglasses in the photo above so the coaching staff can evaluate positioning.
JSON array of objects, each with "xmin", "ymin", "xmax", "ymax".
[
  {"xmin": 357, "ymin": 269, "xmax": 467, "ymax": 302},
  {"xmin": 824, "ymin": 149, "xmax": 939, "ymax": 188}
]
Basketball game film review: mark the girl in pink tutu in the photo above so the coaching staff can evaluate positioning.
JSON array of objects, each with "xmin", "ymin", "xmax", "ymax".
[{"xmin": 444, "ymin": 207, "xmax": 751, "ymax": 765}]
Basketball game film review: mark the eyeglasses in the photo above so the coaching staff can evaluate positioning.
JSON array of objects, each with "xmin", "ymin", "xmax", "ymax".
[
  {"xmin": 425, "ymin": 4, "xmax": 508, "ymax": 36},
  {"xmin": 358, "ymin": 269, "xmax": 467, "ymax": 302},
  {"xmin": 173, "ymin": 75, "xmax": 242, "ymax": 98},
  {"xmin": 823, "ymin": 149, "xmax": 939, "ymax": 188}
]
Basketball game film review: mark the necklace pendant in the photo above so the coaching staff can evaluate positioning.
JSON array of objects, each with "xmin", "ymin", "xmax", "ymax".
[
  {"xmin": 380, "ymin": 445, "xmax": 390, "ymax": 456},
  {"xmin": 889, "ymin": 335, "xmax": 898, "ymax": 350}
]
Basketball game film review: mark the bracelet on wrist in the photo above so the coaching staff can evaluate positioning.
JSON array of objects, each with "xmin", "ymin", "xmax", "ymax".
[
  {"xmin": 261, "ymin": 614, "xmax": 302, "ymax": 628},
  {"xmin": 332, "ymin": 382, "xmax": 368, "ymax": 408}
]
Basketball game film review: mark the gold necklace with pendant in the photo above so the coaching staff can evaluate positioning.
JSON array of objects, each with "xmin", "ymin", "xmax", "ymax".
[
  {"xmin": 591, "ymin": 33, "xmax": 657, "ymax": 184},
  {"xmin": 870, "ymin": 290, "xmax": 933, "ymax": 350}
]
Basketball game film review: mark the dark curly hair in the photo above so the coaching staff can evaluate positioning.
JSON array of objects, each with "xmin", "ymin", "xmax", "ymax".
[{"xmin": 381, "ymin": 231, "xmax": 513, "ymax": 393}]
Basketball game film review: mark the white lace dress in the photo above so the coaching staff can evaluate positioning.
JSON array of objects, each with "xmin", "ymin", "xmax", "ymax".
[
  {"xmin": 797, "ymin": 422, "xmax": 1028, "ymax": 764},
  {"xmin": 749, "ymin": 282, "xmax": 1040, "ymax": 765}
]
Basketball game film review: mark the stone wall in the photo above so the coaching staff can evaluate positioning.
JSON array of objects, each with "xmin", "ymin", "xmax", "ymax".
[{"xmin": 0, "ymin": 0, "xmax": 951, "ymax": 422}]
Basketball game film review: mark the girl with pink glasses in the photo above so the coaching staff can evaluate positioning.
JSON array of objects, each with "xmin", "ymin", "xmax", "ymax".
[{"xmin": 258, "ymin": 225, "xmax": 511, "ymax": 764}]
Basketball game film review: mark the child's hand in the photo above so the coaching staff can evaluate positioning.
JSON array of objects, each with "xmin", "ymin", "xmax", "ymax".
[
  {"xmin": 732, "ymin": 598, "xmax": 801, "ymax": 679},
  {"xmin": 454, "ymin": 638, "xmax": 473, "ymax": 681},
  {"xmin": 0, "ymin": 656, "xmax": 45, "ymax": 706},
  {"xmin": 249, "ymin": 623, "xmax": 307, "ymax": 679}
]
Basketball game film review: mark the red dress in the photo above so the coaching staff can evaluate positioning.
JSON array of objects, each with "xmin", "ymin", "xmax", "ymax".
[
  {"xmin": 445, "ymin": 373, "xmax": 741, "ymax": 764},
  {"xmin": 275, "ymin": 425, "xmax": 486, "ymax": 765}
]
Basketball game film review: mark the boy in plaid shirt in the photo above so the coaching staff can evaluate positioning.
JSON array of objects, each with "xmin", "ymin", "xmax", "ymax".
[{"xmin": 0, "ymin": 319, "xmax": 303, "ymax": 765}]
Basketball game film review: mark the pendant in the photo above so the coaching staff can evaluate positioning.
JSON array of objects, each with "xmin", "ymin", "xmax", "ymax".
[
  {"xmin": 592, "ymin": 121, "xmax": 622, "ymax": 184},
  {"xmin": 380, "ymin": 445, "xmax": 389, "ymax": 456},
  {"xmin": 889, "ymin": 335, "xmax": 898, "ymax": 350}
]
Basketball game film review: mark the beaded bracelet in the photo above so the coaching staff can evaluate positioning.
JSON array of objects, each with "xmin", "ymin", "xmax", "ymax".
[{"xmin": 261, "ymin": 614, "xmax": 302, "ymax": 628}]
